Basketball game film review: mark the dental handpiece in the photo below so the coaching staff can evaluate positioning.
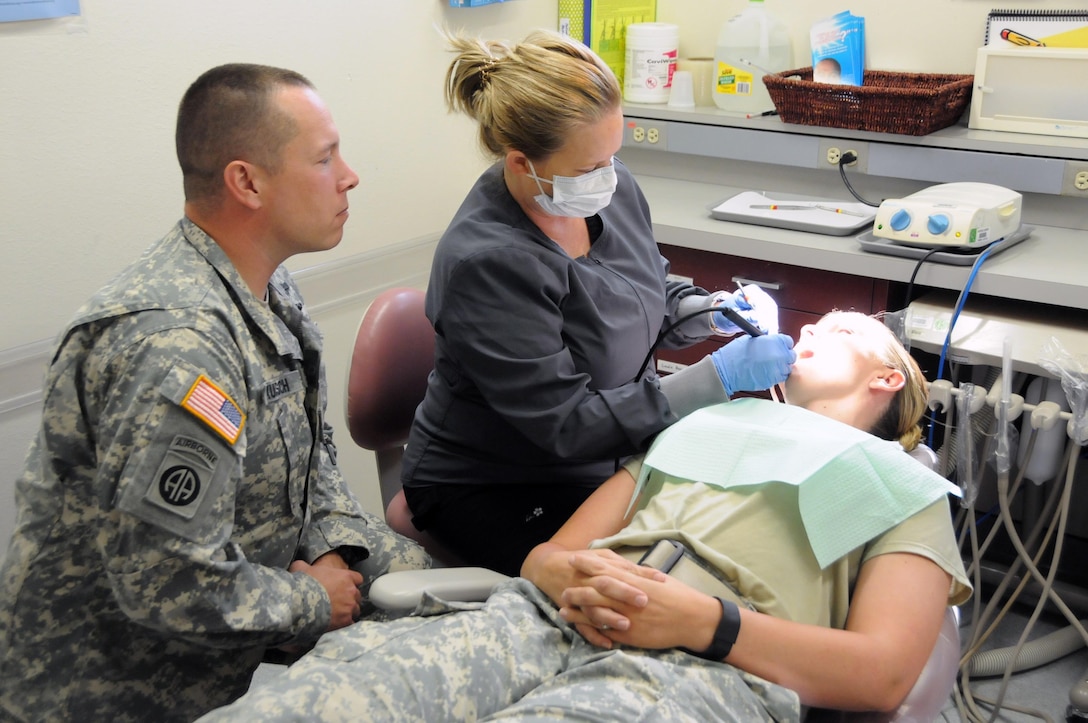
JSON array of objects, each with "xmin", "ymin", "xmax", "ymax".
[{"xmin": 716, "ymin": 306, "xmax": 765, "ymax": 337}]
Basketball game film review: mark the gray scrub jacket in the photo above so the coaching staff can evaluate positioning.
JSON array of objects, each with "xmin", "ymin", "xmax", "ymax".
[{"xmin": 402, "ymin": 160, "xmax": 711, "ymax": 492}]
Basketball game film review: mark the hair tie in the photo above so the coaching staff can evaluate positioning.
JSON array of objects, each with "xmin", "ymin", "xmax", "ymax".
[{"xmin": 480, "ymin": 56, "xmax": 496, "ymax": 85}]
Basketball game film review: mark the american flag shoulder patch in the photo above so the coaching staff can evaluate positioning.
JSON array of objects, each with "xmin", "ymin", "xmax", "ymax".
[{"xmin": 181, "ymin": 375, "xmax": 245, "ymax": 444}]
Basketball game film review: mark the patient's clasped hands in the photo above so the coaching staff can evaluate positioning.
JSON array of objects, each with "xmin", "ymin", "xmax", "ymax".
[{"xmin": 556, "ymin": 551, "xmax": 722, "ymax": 655}]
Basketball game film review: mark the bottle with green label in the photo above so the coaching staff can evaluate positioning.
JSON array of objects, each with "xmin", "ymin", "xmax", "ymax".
[{"xmin": 713, "ymin": 0, "xmax": 793, "ymax": 114}]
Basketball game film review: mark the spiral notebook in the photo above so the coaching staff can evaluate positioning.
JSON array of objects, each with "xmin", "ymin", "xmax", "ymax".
[{"xmin": 983, "ymin": 8, "xmax": 1088, "ymax": 48}]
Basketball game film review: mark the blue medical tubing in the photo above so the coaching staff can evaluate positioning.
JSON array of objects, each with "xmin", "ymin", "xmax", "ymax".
[{"xmin": 926, "ymin": 239, "xmax": 1004, "ymax": 448}]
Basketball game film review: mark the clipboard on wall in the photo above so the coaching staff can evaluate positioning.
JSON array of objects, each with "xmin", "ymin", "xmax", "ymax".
[
  {"xmin": 983, "ymin": 8, "xmax": 1088, "ymax": 48},
  {"xmin": 558, "ymin": 1, "xmax": 657, "ymax": 86}
]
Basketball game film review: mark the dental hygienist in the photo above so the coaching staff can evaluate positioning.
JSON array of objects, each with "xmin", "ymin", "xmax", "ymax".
[{"xmin": 400, "ymin": 30, "xmax": 795, "ymax": 575}]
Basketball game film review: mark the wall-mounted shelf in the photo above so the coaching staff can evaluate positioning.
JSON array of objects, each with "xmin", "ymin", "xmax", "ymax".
[{"xmin": 621, "ymin": 103, "xmax": 1088, "ymax": 197}]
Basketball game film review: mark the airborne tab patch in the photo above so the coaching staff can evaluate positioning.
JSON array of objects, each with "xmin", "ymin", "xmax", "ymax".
[
  {"xmin": 181, "ymin": 375, "xmax": 245, "ymax": 444},
  {"xmin": 142, "ymin": 435, "xmax": 218, "ymax": 520}
]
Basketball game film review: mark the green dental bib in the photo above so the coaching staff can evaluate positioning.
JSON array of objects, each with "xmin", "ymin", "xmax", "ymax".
[{"xmin": 635, "ymin": 399, "xmax": 961, "ymax": 569}]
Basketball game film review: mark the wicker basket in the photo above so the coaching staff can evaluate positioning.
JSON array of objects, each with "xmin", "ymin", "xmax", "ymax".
[{"xmin": 763, "ymin": 68, "xmax": 974, "ymax": 136}]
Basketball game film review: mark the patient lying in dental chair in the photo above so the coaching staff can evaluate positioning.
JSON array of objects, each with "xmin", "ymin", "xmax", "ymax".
[{"xmin": 201, "ymin": 312, "xmax": 971, "ymax": 722}]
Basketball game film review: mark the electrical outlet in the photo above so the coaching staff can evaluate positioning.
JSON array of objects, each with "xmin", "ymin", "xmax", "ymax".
[
  {"xmin": 1061, "ymin": 162, "xmax": 1088, "ymax": 195},
  {"xmin": 817, "ymin": 139, "xmax": 869, "ymax": 173},
  {"xmin": 623, "ymin": 120, "xmax": 668, "ymax": 151}
]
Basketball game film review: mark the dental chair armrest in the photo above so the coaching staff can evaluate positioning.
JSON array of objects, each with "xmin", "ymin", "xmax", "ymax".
[{"xmin": 369, "ymin": 568, "xmax": 511, "ymax": 611}]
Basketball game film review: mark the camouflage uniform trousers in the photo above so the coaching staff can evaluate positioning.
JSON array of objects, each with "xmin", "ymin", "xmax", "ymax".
[{"xmin": 200, "ymin": 577, "xmax": 800, "ymax": 722}]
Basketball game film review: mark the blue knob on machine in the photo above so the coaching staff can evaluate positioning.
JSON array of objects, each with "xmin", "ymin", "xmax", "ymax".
[
  {"xmin": 927, "ymin": 214, "xmax": 951, "ymax": 235},
  {"xmin": 890, "ymin": 208, "xmax": 912, "ymax": 231}
]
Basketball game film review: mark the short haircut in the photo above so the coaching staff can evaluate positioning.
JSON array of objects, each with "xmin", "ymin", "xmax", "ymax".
[
  {"xmin": 444, "ymin": 30, "xmax": 622, "ymax": 162},
  {"xmin": 176, "ymin": 63, "xmax": 314, "ymax": 204}
]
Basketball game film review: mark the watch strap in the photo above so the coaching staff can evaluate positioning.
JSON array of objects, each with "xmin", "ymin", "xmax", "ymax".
[{"xmin": 683, "ymin": 596, "xmax": 741, "ymax": 661}]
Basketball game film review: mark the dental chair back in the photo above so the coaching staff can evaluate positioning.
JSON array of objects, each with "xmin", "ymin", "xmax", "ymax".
[
  {"xmin": 804, "ymin": 606, "xmax": 959, "ymax": 723},
  {"xmin": 345, "ymin": 286, "xmax": 462, "ymax": 565},
  {"xmin": 346, "ymin": 287, "xmax": 432, "ymax": 510}
]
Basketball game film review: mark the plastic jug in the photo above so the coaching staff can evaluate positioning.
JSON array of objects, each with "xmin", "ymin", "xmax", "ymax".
[{"xmin": 713, "ymin": 0, "xmax": 793, "ymax": 114}]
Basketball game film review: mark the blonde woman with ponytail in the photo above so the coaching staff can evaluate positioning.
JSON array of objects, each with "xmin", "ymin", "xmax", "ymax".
[{"xmin": 401, "ymin": 30, "xmax": 795, "ymax": 575}]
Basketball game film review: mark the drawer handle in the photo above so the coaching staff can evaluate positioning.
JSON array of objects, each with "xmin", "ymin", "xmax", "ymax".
[{"xmin": 732, "ymin": 276, "xmax": 782, "ymax": 291}]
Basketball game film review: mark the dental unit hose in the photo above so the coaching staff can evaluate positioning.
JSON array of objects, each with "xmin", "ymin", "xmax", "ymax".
[
  {"xmin": 994, "ymin": 338, "xmax": 1013, "ymax": 476},
  {"xmin": 634, "ymin": 306, "xmax": 763, "ymax": 386},
  {"xmin": 955, "ymin": 383, "xmax": 981, "ymax": 508}
]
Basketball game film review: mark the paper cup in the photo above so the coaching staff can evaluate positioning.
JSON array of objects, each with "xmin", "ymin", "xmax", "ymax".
[
  {"xmin": 676, "ymin": 57, "xmax": 715, "ymax": 108},
  {"xmin": 667, "ymin": 70, "xmax": 695, "ymax": 108}
]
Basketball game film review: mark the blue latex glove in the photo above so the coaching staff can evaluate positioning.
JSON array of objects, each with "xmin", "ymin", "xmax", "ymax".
[
  {"xmin": 710, "ymin": 285, "xmax": 781, "ymax": 336},
  {"xmin": 710, "ymin": 333, "xmax": 796, "ymax": 396}
]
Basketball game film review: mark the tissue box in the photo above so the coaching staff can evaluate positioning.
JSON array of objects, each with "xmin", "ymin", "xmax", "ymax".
[{"xmin": 559, "ymin": 0, "xmax": 656, "ymax": 84}]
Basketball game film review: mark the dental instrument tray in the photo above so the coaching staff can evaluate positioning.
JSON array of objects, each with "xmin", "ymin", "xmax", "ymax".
[
  {"xmin": 870, "ymin": 182, "xmax": 1023, "ymax": 250},
  {"xmin": 857, "ymin": 224, "xmax": 1033, "ymax": 265},
  {"xmin": 709, "ymin": 191, "xmax": 877, "ymax": 236}
]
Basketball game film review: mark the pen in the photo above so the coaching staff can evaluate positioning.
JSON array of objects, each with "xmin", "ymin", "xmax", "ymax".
[
  {"xmin": 748, "ymin": 203, "xmax": 869, "ymax": 217},
  {"xmin": 746, "ymin": 110, "xmax": 779, "ymax": 118},
  {"xmin": 813, "ymin": 204, "xmax": 870, "ymax": 217},
  {"xmin": 1000, "ymin": 28, "xmax": 1045, "ymax": 47}
]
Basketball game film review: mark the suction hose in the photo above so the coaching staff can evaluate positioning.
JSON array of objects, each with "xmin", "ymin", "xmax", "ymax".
[{"xmin": 966, "ymin": 620, "xmax": 1087, "ymax": 677}]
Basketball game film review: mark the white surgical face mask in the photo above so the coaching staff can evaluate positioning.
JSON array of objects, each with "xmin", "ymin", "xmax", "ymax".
[{"xmin": 527, "ymin": 158, "xmax": 618, "ymax": 218}]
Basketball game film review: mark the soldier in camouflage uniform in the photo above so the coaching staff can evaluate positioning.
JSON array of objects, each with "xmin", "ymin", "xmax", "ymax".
[{"xmin": 0, "ymin": 64, "xmax": 428, "ymax": 722}]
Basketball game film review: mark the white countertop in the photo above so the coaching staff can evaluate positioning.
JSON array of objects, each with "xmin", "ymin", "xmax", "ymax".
[{"xmin": 637, "ymin": 174, "xmax": 1088, "ymax": 312}]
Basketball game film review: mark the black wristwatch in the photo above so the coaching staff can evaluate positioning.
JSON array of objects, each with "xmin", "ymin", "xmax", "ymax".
[{"xmin": 683, "ymin": 597, "xmax": 742, "ymax": 661}]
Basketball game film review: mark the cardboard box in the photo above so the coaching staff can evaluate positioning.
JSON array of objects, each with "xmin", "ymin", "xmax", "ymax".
[{"xmin": 559, "ymin": 0, "xmax": 657, "ymax": 85}]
